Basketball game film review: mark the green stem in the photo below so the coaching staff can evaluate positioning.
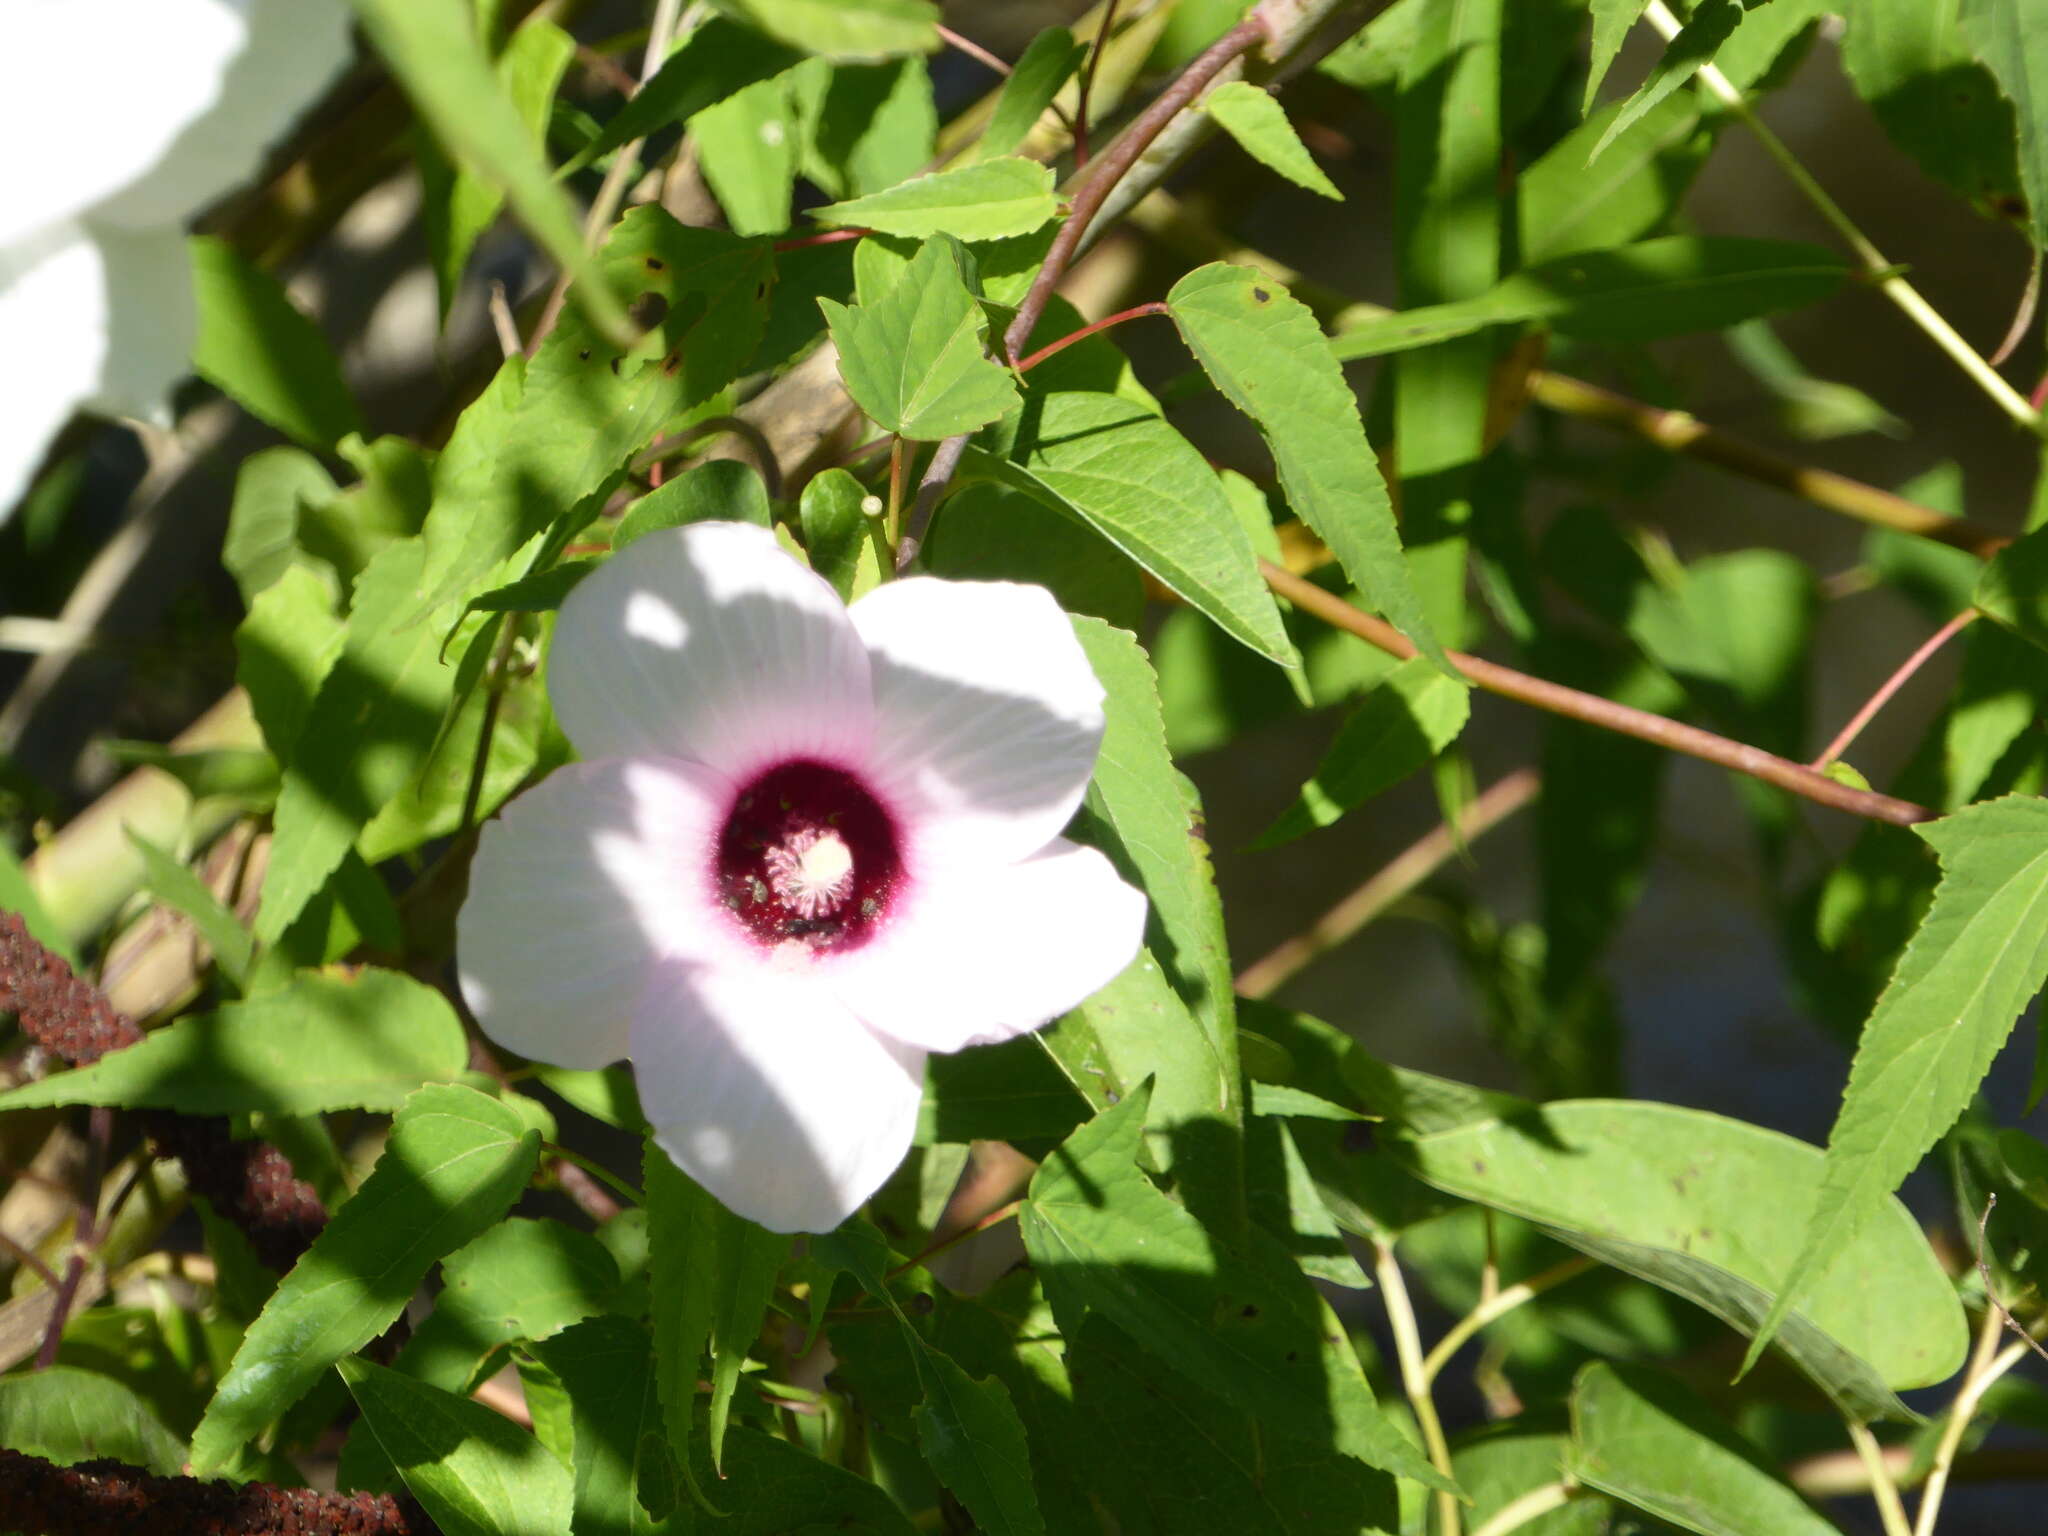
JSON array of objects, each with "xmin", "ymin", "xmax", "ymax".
[
  {"xmin": 544, "ymin": 1144, "xmax": 644, "ymax": 1207},
  {"xmin": 1421, "ymin": 1255, "xmax": 1596, "ymax": 1388},
  {"xmin": 1374, "ymin": 1239, "xmax": 1461, "ymax": 1536},
  {"xmin": 1640, "ymin": 0, "xmax": 2039, "ymax": 432},
  {"xmin": 1468, "ymin": 1482, "xmax": 1579, "ymax": 1536},
  {"xmin": 1848, "ymin": 1420, "xmax": 1914, "ymax": 1536}
]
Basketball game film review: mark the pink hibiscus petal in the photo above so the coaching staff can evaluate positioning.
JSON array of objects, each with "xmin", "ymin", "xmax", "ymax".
[
  {"xmin": 550, "ymin": 523, "xmax": 874, "ymax": 778},
  {"xmin": 833, "ymin": 836, "xmax": 1146, "ymax": 1054},
  {"xmin": 850, "ymin": 577, "xmax": 1105, "ymax": 871},
  {"xmin": 457, "ymin": 757, "xmax": 739, "ymax": 1069},
  {"xmin": 631, "ymin": 960, "xmax": 928, "ymax": 1234}
]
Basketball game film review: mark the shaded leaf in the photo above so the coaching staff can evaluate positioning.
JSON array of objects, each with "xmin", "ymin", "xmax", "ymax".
[
  {"xmin": 617, "ymin": 459, "xmax": 774, "ymax": 548},
  {"xmin": 340, "ymin": 1358, "xmax": 575, "ymax": 1536},
  {"xmin": 978, "ymin": 28, "xmax": 1086, "ymax": 161},
  {"xmin": 192, "ymin": 1085, "xmax": 543, "ymax": 1472},
  {"xmin": 1590, "ymin": 0, "xmax": 1743, "ymax": 163},
  {"xmin": 0, "ymin": 1367, "xmax": 186, "ymax": 1476},
  {"xmin": 1569, "ymin": 1363, "xmax": 1841, "ymax": 1536},
  {"xmin": 125, "ymin": 829, "xmax": 253, "ymax": 991},
  {"xmin": 1958, "ymin": 0, "xmax": 2048, "ymax": 247},
  {"xmin": 1020, "ymin": 1087, "xmax": 1457, "ymax": 1495},
  {"xmin": 1255, "ymin": 657, "xmax": 1471, "ymax": 847},
  {"xmin": 800, "ymin": 466, "xmax": 882, "ymax": 601},
  {"xmin": 719, "ymin": 0, "xmax": 938, "ymax": 61},
  {"xmin": 191, "ymin": 237, "xmax": 359, "ymax": 450}
]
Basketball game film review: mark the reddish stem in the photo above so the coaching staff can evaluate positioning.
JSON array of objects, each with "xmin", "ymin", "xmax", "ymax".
[
  {"xmin": 1072, "ymin": 0, "xmax": 1122, "ymax": 168},
  {"xmin": 937, "ymin": 23, "xmax": 1011, "ymax": 77},
  {"xmin": 1017, "ymin": 301, "xmax": 1170, "ymax": 372},
  {"xmin": 1261, "ymin": 562, "xmax": 1938, "ymax": 827},
  {"xmin": 774, "ymin": 227, "xmax": 870, "ymax": 252},
  {"xmin": 1811, "ymin": 608, "xmax": 1980, "ymax": 771}
]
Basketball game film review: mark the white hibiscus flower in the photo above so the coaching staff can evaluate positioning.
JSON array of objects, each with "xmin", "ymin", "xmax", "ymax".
[
  {"xmin": 1, "ymin": 0, "xmax": 352, "ymax": 518},
  {"xmin": 458, "ymin": 522, "xmax": 1148, "ymax": 1233}
]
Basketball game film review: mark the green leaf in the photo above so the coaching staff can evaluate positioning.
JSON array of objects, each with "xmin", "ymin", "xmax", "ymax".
[
  {"xmin": 340, "ymin": 1357, "xmax": 575, "ymax": 1536},
  {"xmin": 1454, "ymin": 1426, "xmax": 1613, "ymax": 1536},
  {"xmin": 1065, "ymin": 1315, "xmax": 1401, "ymax": 1534},
  {"xmin": 1255, "ymin": 657, "xmax": 1471, "ymax": 847},
  {"xmin": 966, "ymin": 391, "xmax": 1300, "ymax": 673},
  {"xmin": 0, "ymin": 1366, "xmax": 187, "ymax": 1476},
  {"xmin": 922, "ymin": 1031, "xmax": 1090, "ymax": 1144},
  {"xmin": 192, "ymin": 1084, "xmax": 542, "ymax": 1472},
  {"xmin": 1590, "ymin": 0, "xmax": 1744, "ymax": 164},
  {"xmin": 1745, "ymin": 795, "xmax": 2048, "ymax": 1386},
  {"xmin": 465, "ymin": 559, "xmax": 600, "ymax": 616},
  {"xmin": 815, "ymin": 1232, "xmax": 1046, "ymax": 1536},
  {"xmin": 1167, "ymin": 263, "xmax": 1449, "ymax": 672},
  {"xmin": 190, "ymin": 236, "xmax": 361, "ymax": 450},
  {"xmin": 345, "ymin": 0, "xmax": 628, "ymax": 340},
  {"xmin": 1958, "ymin": 0, "xmax": 2048, "ymax": 247},
  {"xmin": 1520, "ymin": 92, "xmax": 1712, "ymax": 264},
  {"xmin": 125, "ymin": 829, "xmax": 253, "ymax": 991},
  {"xmin": 1946, "ymin": 623, "xmax": 2039, "ymax": 804},
  {"xmin": 571, "ymin": 18, "xmax": 802, "ymax": 172},
  {"xmin": 1568, "ymin": 1363, "xmax": 1842, "ymax": 1536},
  {"xmin": 540, "ymin": 1314, "xmax": 922, "ymax": 1534},
  {"xmin": 920, "ymin": 483, "xmax": 1142, "ymax": 630},
  {"xmin": 1976, "ymin": 521, "xmax": 2048, "ymax": 651},
  {"xmin": 814, "ymin": 156, "xmax": 1059, "ymax": 241},
  {"xmin": 645, "ymin": 1141, "xmax": 790, "ymax": 1478},
  {"xmin": 791, "ymin": 55, "xmax": 937, "ymax": 198},
  {"xmin": 1330, "ymin": 237, "xmax": 1852, "ymax": 361},
  {"xmin": 255, "ymin": 540, "xmax": 457, "ymax": 942},
  {"xmin": 0, "ymin": 966, "xmax": 467, "ymax": 1116},
  {"xmin": 1401, "ymin": 1098, "xmax": 1967, "ymax": 1417},
  {"xmin": 0, "ymin": 841, "xmax": 73, "ymax": 965},
  {"xmin": 1203, "ymin": 82, "xmax": 1342, "ymax": 200},
  {"xmin": 235, "ymin": 561, "xmax": 344, "ymax": 761},
  {"xmin": 418, "ymin": 214, "xmax": 771, "ymax": 615},
  {"xmin": 1070, "ymin": 621, "xmax": 1243, "ymax": 1220},
  {"xmin": 392, "ymin": 1218, "xmax": 621, "ymax": 1393},
  {"xmin": 978, "ymin": 27, "xmax": 1086, "ymax": 160},
  {"xmin": 799, "ymin": 467, "xmax": 882, "ymax": 601},
  {"xmin": 1020, "ymin": 1087, "xmax": 1457, "ymax": 1495},
  {"xmin": 420, "ymin": 16, "xmax": 574, "ymax": 320},
  {"xmin": 696, "ymin": 74, "xmax": 800, "ymax": 236},
  {"xmin": 719, "ymin": 0, "xmax": 937, "ymax": 60},
  {"xmin": 616, "ymin": 459, "xmax": 774, "ymax": 549},
  {"xmin": 1586, "ymin": 0, "xmax": 1650, "ymax": 108},
  {"xmin": 1841, "ymin": 0, "xmax": 2024, "ymax": 223},
  {"xmin": 822, "ymin": 236, "xmax": 1021, "ymax": 438}
]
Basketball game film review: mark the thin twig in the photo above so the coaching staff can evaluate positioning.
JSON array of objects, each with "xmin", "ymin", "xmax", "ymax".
[
  {"xmin": 1849, "ymin": 1420, "xmax": 1915, "ymax": 1536},
  {"xmin": 1812, "ymin": 609, "xmax": 1978, "ymax": 770},
  {"xmin": 1640, "ymin": 0, "xmax": 2039, "ymax": 432},
  {"xmin": 487, "ymin": 279, "xmax": 522, "ymax": 358},
  {"xmin": 1972, "ymin": 1194, "xmax": 2048, "ymax": 1366},
  {"xmin": 936, "ymin": 23, "xmax": 1011, "ymax": 78},
  {"xmin": 1236, "ymin": 767, "xmax": 1541, "ymax": 999},
  {"xmin": 1469, "ymin": 1482, "xmax": 1579, "ymax": 1536},
  {"xmin": 1374, "ymin": 1239, "xmax": 1461, "ymax": 1536},
  {"xmin": 1261, "ymin": 562, "xmax": 1939, "ymax": 827},
  {"xmin": 1526, "ymin": 372, "xmax": 2012, "ymax": 560},
  {"xmin": 1914, "ymin": 1287, "xmax": 2033, "ymax": 1536},
  {"xmin": 887, "ymin": 1198, "xmax": 1022, "ymax": 1280},
  {"xmin": 1016, "ymin": 301, "xmax": 1170, "ymax": 372},
  {"xmin": 1071, "ymin": 0, "xmax": 1122, "ymax": 167},
  {"xmin": 1420, "ymin": 1254, "xmax": 1596, "ymax": 1387}
]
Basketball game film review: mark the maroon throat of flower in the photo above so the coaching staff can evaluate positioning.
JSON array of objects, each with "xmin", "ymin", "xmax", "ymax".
[{"xmin": 715, "ymin": 759, "xmax": 903, "ymax": 955}]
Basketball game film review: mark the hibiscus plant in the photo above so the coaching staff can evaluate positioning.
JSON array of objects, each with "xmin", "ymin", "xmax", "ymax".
[{"xmin": 6, "ymin": 1, "xmax": 2048, "ymax": 1534}]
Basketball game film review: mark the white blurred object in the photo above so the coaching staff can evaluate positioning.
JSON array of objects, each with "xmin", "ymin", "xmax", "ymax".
[{"xmin": 0, "ymin": 0, "xmax": 352, "ymax": 520}]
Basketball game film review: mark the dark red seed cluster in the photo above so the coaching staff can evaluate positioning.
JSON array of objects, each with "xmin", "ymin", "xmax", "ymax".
[
  {"xmin": 713, "ymin": 759, "xmax": 903, "ymax": 954},
  {"xmin": 1, "ymin": 910, "xmax": 326, "ymax": 1271},
  {"xmin": 0, "ymin": 1449, "xmax": 433, "ymax": 1536}
]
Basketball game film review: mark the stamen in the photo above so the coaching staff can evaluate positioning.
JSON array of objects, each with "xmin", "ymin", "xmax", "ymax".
[{"xmin": 764, "ymin": 828, "xmax": 855, "ymax": 917}]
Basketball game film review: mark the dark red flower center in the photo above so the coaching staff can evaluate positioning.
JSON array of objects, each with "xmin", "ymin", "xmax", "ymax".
[{"xmin": 715, "ymin": 760, "xmax": 902, "ymax": 954}]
